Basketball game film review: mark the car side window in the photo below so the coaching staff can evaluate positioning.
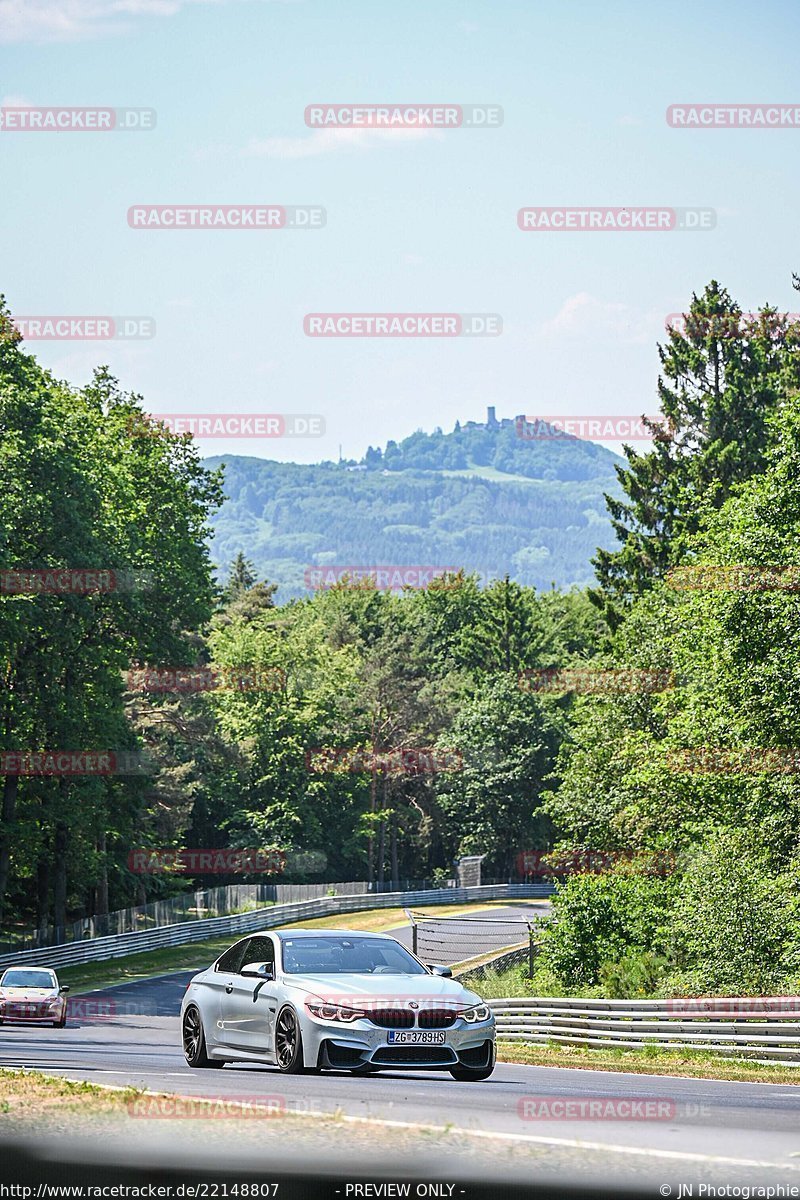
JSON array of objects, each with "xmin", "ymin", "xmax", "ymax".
[
  {"xmin": 215, "ymin": 940, "xmax": 250, "ymax": 974},
  {"xmin": 240, "ymin": 936, "xmax": 275, "ymax": 972}
]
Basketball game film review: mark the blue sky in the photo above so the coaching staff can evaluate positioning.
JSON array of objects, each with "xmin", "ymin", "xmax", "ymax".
[{"xmin": 1, "ymin": 0, "xmax": 799, "ymax": 462}]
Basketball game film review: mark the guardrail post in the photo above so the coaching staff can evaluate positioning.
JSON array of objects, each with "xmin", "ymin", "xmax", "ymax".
[{"xmin": 404, "ymin": 908, "xmax": 417, "ymax": 956}]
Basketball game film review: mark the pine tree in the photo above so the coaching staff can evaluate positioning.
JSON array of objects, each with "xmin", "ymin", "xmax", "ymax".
[{"xmin": 591, "ymin": 280, "xmax": 798, "ymax": 628}]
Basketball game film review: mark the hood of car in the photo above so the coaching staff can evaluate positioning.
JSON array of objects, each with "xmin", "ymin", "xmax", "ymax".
[
  {"xmin": 1, "ymin": 988, "xmax": 58, "ymax": 1000},
  {"xmin": 286, "ymin": 973, "xmax": 480, "ymax": 1004}
]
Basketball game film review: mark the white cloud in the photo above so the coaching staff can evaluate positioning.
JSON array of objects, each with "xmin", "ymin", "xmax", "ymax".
[
  {"xmin": 1, "ymin": 94, "xmax": 34, "ymax": 107},
  {"xmin": 457, "ymin": 20, "xmax": 480, "ymax": 34},
  {"xmin": 617, "ymin": 114, "xmax": 644, "ymax": 127},
  {"xmin": 539, "ymin": 292, "xmax": 659, "ymax": 345},
  {"xmin": 241, "ymin": 125, "xmax": 443, "ymax": 159},
  {"xmin": 0, "ymin": 0, "xmax": 296, "ymax": 44}
]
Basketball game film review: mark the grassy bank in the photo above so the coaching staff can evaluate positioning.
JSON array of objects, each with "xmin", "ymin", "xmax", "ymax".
[{"xmin": 498, "ymin": 1040, "xmax": 800, "ymax": 1084}]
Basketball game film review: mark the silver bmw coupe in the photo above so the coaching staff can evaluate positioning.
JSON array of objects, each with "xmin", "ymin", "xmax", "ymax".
[{"xmin": 180, "ymin": 928, "xmax": 495, "ymax": 1080}]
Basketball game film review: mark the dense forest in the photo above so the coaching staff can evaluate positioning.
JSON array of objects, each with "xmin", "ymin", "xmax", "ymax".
[
  {"xmin": 206, "ymin": 422, "xmax": 622, "ymax": 600},
  {"xmin": 4, "ymin": 279, "xmax": 800, "ymax": 995}
]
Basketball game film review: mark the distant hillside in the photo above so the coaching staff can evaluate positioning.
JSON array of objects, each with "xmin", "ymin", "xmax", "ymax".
[{"xmin": 205, "ymin": 412, "xmax": 624, "ymax": 601}]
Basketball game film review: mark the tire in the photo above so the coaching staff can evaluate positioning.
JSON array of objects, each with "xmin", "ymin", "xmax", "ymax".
[
  {"xmin": 182, "ymin": 1005, "xmax": 225, "ymax": 1069},
  {"xmin": 54, "ymin": 1011, "xmax": 67, "ymax": 1028},
  {"xmin": 449, "ymin": 1042, "xmax": 496, "ymax": 1082},
  {"xmin": 275, "ymin": 1005, "xmax": 307, "ymax": 1074}
]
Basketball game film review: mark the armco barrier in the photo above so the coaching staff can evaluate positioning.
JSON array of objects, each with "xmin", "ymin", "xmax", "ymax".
[
  {"xmin": 490, "ymin": 996, "xmax": 800, "ymax": 1065},
  {"xmin": 0, "ymin": 884, "xmax": 553, "ymax": 970}
]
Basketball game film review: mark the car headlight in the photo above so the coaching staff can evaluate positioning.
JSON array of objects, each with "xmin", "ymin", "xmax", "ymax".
[
  {"xmin": 460, "ymin": 1004, "xmax": 491, "ymax": 1023},
  {"xmin": 306, "ymin": 1002, "xmax": 366, "ymax": 1022}
]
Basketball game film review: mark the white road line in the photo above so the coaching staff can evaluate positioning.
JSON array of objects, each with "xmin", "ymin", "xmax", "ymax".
[{"xmin": 13, "ymin": 1067, "xmax": 800, "ymax": 1173}]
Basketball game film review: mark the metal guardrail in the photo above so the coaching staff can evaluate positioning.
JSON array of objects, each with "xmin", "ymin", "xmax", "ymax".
[
  {"xmin": 490, "ymin": 996, "xmax": 800, "ymax": 1064},
  {"xmin": 0, "ymin": 883, "xmax": 553, "ymax": 970}
]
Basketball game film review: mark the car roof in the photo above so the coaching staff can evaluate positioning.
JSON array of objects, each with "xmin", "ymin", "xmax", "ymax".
[
  {"xmin": 271, "ymin": 929, "xmax": 399, "ymax": 941},
  {"xmin": 1, "ymin": 966, "xmax": 56, "ymax": 974}
]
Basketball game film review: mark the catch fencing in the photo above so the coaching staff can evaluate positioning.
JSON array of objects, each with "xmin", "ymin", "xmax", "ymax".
[
  {"xmin": 407, "ymin": 910, "xmax": 537, "ymax": 970},
  {"xmin": 490, "ymin": 996, "xmax": 800, "ymax": 1065},
  {"xmin": 3, "ymin": 881, "xmax": 374, "ymax": 952},
  {"xmin": 0, "ymin": 883, "xmax": 553, "ymax": 970}
]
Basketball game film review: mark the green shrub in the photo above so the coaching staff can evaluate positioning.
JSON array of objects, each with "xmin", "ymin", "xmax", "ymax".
[
  {"xmin": 599, "ymin": 950, "xmax": 670, "ymax": 998},
  {"xmin": 536, "ymin": 872, "xmax": 676, "ymax": 988},
  {"xmin": 667, "ymin": 829, "xmax": 798, "ymax": 995}
]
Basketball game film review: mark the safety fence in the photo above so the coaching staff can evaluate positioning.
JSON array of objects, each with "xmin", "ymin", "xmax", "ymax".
[
  {"xmin": 0, "ymin": 883, "xmax": 554, "ymax": 970},
  {"xmin": 407, "ymin": 909, "xmax": 538, "ymax": 968},
  {"xmin": 2, "ymin": 881, "xmax": 375, "ymax": 952},
  {"xmin": 490, "ymin": 996, "xmax": 800, "ymax": 1064},
  {"xmin": 453, "ymin": 942, "xmax": 531, "ymax": 981}
]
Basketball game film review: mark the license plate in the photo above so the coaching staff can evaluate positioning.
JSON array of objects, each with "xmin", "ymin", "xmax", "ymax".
[{"xmin": 386, "ymin": 1030, "xmax": 445, "ymax": 1045}]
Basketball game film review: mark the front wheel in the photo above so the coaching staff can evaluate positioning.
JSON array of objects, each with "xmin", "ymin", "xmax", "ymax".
[
  {"xmin": 54, "ymin": 1011, "xmax": 67, "ymax": 1028},
  {"xmin": 182, "ymin": 1006, "xmax": 225, "ymax": 1068},
  {"xmin": 275, "ymin": 1006, "xmax": 307, "ymax": 1074}
]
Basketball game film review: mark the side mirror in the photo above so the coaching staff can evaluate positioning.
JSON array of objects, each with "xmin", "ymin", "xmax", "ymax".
[
  {"xmin": 240, "ymin": 961, "xmax": 274, "ymax": 981},
  {"xmin": 429, "ymin": 964, "xmax": 452, "ymax": 978},
  {"xmin": 59, "ymin": 985, "xmax": 70, "ymax": 993}
]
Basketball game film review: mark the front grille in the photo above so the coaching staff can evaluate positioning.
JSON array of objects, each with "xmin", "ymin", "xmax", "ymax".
[
  {"xmin": 366, "ymin": 1007, "xmax": 415, "ymax": 1029},
  {"xmin": 372, "ymin": 1046, "xmax": 453, "ymax": 1065},
  {"xmin": 418, "ymin": 1008, "xmax": 457, "ymax": 1029},
  {"xmin": 6, "ymin": 1003, "xmax": 49, "ymax": 1017}
]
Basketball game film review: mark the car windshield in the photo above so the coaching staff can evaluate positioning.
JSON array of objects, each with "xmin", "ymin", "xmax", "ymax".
[
  {"xmin": 1, "ymin": 970, "xmax": 56, "ymax": 989},
  {"xmin": 281, "ymin": 937, "xmax": 427, "ymax": 975}
]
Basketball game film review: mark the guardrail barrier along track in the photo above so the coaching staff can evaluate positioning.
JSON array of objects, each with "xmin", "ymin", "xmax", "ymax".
[
  {"xmin": 0, "ymin": 883, "xmax": 553, "ymax": 969},
  {"xmin": 490, "ymin": 996, "xmax": 800, "ymax": 1065}
]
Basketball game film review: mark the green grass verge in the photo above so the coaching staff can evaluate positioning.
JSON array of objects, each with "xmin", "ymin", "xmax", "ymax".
[{"xmin": 498, "ymin": 1040, "xmax": 800, "ymax": 1084}]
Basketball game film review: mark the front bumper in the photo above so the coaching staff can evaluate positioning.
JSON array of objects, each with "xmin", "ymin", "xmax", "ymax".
[
  {"xmin": 0, "ymin": 1004, "xmax": 65, "ymax": 1024},
  {"xmin": 303, "ymin": 1013, "xmax": 496, "ymax": 1071}
]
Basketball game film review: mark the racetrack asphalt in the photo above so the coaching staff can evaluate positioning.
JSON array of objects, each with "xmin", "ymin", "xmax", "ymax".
[{"xmin": 1, "ymin": 905, "xmax": 800, "ymax": 1184}]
